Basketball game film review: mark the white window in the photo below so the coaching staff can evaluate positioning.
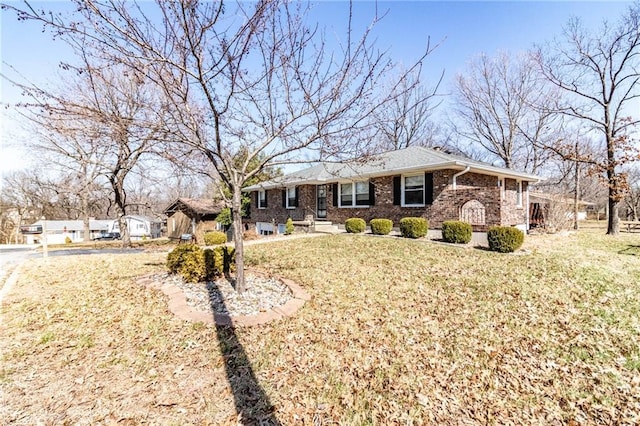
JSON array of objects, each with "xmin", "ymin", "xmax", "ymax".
[
  {"xmin": 403, "ymin": 175, "xmax": 425, "ymax": 206},
  {"xmin": 340, "ymin": 183, "xmax": 353, "ymax": 206},
  {"xmin": 516, "ymin": 181, "xmax": 523, "ymax": 207},
  {"xmin": 286, "ymin": 187, "xmax": 297, "ymax": 209},
  {"xmin": 258, "ymin": 190, "xmax": 267, "ymax": 209},
  {"xmin": 498, "ymin": 178, "xmax": 505, "ymax": 200},
  {"xmin": 339, "ymin": 181, "xmax": 369, "ymax": 207}
]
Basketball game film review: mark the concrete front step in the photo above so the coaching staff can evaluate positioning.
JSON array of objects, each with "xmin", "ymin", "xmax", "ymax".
[{"xmin": 313, "ymin": 221, "xmax": 343, "ymax": 234}]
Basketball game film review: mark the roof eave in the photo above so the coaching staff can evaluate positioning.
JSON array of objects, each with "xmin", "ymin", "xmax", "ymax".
[{"xmin": 243, "ymin": 160, "xmax": 543, "ymax": 190}]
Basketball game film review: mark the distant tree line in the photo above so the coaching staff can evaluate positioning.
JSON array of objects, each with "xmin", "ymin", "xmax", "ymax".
[{"xmin": 1, "ymin": 1, "xmax": 639, "ymax": 245}]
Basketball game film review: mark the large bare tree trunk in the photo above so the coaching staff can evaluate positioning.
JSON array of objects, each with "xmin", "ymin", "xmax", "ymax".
[{"xmin": 231, "ymin": 186, "xmax": 246, "ymax": 293}]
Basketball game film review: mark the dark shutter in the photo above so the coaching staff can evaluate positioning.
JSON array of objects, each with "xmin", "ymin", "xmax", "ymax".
[
  {"xmin": 332, "ymin": 183, "xmax": 338, "ymax": 207},
  {"xmin": 369, "ymin": 181, "xmax": 375, "ymax": 206},
  {"xmin": 263, "ymin": 190, "xmax": 268, "ymax": 208},
  {"xmin": 393, "ymin": 176, "xmax": 401, "ymax": 205},
  {"xmin": 282, "ymin": 189, "xmax": 286, "ymax": 208},
  {"xmin": 293, "ymin": 187, "xmax": 299, "ymax": 207},
  {"xmin": 425, "ymin": 172, "xmax": 434, "ymax": 204}
]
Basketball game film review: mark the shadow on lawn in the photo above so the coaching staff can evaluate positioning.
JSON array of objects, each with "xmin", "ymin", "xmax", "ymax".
[
  {"xmin": 619, "ymin": 245, "xmax": 640, "ymax": 256},
  {"xmin": 209, "ymin": 279, "xmax": 281, "ymax": 425}
]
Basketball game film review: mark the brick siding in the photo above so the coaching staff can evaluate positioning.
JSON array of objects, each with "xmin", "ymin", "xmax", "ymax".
[{"xmin": 247, "ymin": 169, "xmax": 528, "ymax": 231}]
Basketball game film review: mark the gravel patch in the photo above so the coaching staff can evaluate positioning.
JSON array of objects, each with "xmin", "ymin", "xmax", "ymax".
[{"xmin": 157, "ymin": 272, "xmax": 293, "ymax": 316}]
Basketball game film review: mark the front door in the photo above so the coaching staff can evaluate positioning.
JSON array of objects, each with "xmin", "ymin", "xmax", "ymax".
[{"xmin": 317, "ymin": 185, "xmax": 327, "ymax": 219}]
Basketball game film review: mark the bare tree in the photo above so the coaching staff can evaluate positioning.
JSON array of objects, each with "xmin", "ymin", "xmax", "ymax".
[
  {"xmin": 452, "ymin": 51, "xmax": 557, "ymax": 173},
  {"xmin": 623, "ymin": 166, "xmax": 640, "ymax": 221},
  {"xmin": 372, "ymin": 66, "xmax": 443, "ymax": 151},
  {"xmin": 6, "ymin": 1, "xmax": 432, "ymax": 291},
  {"xmin": 534, "ymin": 5, "xmax": 640, "ymax": 235},
  {"xmin": 3, "ymin": 48, "xmax": 169, "ymax": 246}
]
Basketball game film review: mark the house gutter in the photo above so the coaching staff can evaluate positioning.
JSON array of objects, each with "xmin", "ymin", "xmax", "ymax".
[{"xmin": 452, "ymin": 166, "xmax": 471, "ymax": 190}]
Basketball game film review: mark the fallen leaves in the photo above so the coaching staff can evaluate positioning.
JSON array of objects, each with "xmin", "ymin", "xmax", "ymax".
[{"xmin": 2, "ymin": 229, "xmax": 640, "ymax": 424}]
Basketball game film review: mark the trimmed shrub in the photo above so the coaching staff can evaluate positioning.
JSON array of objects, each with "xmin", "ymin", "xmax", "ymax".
[
  {"xmin": 345, "ymin": 217, "xmax": 366, "ymax": 233},
  {"xmin": 204, "ymin": 246, "xmax": 236, "ymax": 277},
  {"xmin": 441, "ymin": 220, "xmax": 472, "ymax": 244},
  {"xmin": 285, "ymin": 218, "xmax": 295, "ymax": 235},
  {"xmin": 167, "ymin": 244, "xmax": 201, "ymax": 274},
  {"xmin": 370, "ymin": 218, "xmax": 393, "ymax": 235},
  {"xmin": 487, "ymin": 226, "xmax": 524, "ymax": 253},
  {"xmin": 204, "ymin": 230, "xmax": 227, "ymax": 246},
  {"xmin": 167, "ymin": 244, "xmax": 206, "ymax": 283},
  {"xmin": 168, "ymin": 243, "xmax": 235, "ymax": 282},
  {"xmin": 64, "ymin": 236, "xmax": 72, "ymax": 244},
  {"xmin": 399, "ymin": 217, "xmax": 428, "ymax": 239}
]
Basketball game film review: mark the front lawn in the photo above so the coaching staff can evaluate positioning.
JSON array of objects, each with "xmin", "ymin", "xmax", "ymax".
[{"xmin": 1, "ymin": 229, "xmax": 639, "ymax": 424}]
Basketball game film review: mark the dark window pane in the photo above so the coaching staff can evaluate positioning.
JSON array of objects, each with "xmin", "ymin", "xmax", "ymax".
[{"xmin": 405, "ymin": 189, "xmax": 424, "ymax": 205}]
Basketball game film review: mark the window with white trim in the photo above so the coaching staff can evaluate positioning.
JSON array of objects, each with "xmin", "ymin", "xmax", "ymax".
[
  {"xmin": 339, "ymin": 180, "xmax": 370, "ymax": 207},
  {"xmin": 403, "ymin": 174, "xmax": 425, "ymax": 206},
  {"xmin": 286, "ymin": 186, "xmax": 296, "ymax": 209},
  {"xmin": 516, "ymin": 181, "xmax": 523, "ymax": 207},
  {"xmin": 258, "ymin": 190, "xmax": 267, "ymax": 209}
]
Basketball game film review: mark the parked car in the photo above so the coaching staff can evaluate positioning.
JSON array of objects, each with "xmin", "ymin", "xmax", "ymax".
[{"xmin": 93, "ymin": 232, "xmax": 121, "ymax": 241}]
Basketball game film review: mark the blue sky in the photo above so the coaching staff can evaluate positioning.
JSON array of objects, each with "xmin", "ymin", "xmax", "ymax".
[{"xmin": 0, "ymin": 1, "xmax": 634, "ymax": 174}]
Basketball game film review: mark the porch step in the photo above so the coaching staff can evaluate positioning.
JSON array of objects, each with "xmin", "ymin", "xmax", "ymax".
[{"xmin": 313, "ymin": 221, "xmax": 343, "ymax": 234}]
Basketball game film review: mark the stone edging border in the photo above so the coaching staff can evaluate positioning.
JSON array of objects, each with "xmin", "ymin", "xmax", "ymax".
[{"xmin": 136, "ymin": 272, "xmax": 311, "ymax": 327}]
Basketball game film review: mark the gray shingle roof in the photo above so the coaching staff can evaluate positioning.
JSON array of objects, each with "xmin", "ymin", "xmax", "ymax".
[{"xmin": 244, "ymin": 146, "xmax": 542, "ymax": 191}]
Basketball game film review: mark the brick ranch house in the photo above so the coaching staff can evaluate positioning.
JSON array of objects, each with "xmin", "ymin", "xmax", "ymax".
[{"xmin": 243, "ymin": 146, "xmax": 542, "ymax": 234}]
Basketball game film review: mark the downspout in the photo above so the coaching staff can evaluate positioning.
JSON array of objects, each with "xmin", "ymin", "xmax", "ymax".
[{"xmin": 452, "ymin": 166, "xmax": 471, "ymax": 190}]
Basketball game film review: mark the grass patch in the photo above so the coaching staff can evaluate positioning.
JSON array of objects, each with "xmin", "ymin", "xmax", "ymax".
[{"xmin": 1, "ymin": 229, "xmax": 640, "ymax": 424}]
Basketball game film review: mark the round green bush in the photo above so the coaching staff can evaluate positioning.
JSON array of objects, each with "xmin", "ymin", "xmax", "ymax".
[
  {"xmin": 399, "ymin": 217, "xmax": 428, "ymax": 239},
  {"xmin": 441, "ymin": 220, "xmax": 472, "ymax": 244},
  {"xmin": 167, "ymin": 243, "xmax": 200, "ymax": 273},
  {"xmin": 167, "ymin": 243, "xmax": 206, "ymax": 283},
  {"xmin": 370, "ymin": 218, "xmax": 393, "ymax": 235},
  {"xmin": 487, "ymin": 226, "xmax": 524, "ymax": 253},
  {"xmin": 345, "ymin": 217, "xmax": 366, "ymax": 233},
  {"xmin": 204, "ymin": 230, "xmax": 227, "ymax": 245}
]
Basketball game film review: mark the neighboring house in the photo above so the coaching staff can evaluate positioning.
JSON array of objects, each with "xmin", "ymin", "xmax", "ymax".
[
  {"xmin": 110, "ymin": 215, "xmax": 162, "ymax": 240},
  {"xmin": 21, "ymin": 219, "xmax": 112, "ymax": 245},
  {"xmin": 163, "ymin": 198, "xmax": 225, "ymax": 241},
  {"xmin": 243, "ymin": 146, "xmax": 542, "ymax": 233},
  {"xmin": 529, "ymin": 192, "xmax": 595, "ymax": 229}
]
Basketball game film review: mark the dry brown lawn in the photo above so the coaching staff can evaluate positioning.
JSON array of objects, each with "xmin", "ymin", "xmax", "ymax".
[{"xmin": 1, "ymin": 225, "xmax": 640, "ymax": 424}]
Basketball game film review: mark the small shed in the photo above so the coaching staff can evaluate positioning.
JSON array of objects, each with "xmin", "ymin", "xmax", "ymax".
[{"xmin": 163, "ymin": 198, "xmax": 226, "ymax": 241}]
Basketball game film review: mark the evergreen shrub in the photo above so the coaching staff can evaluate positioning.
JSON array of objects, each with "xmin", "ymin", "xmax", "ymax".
[
  {"xmin": 441, "ymin": 220, "xmax": 473, "ymax": 244},
  {"xmin": 204, "ymin": 230, "xmax": 227, "ymax": 245},
  {"xmin": 399, "ymin": 217, "xmax": 428, "ymax": 239},
  {"xmin": 487, "ymin": 226, "xmax": 524, "ymax": 253},
  {"xmin": 345, "ymin": 218, "xmax": 366, "ymax": 233},
  {"xmin": 370, "ymin": 218, "xmax": 393, "ymax": 235},
  {"xmin": 285, "ymin": 218, "xmax": 295, "ymax": 235}
]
